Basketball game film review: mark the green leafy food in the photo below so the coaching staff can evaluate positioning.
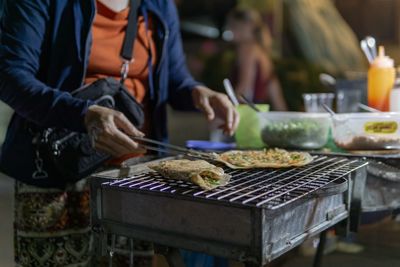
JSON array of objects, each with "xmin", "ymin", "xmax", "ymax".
[
  {"xmin": 205, "ymin": 178, "xmax": 220, "ymax": 186},
  {"xmin": 261, "ymin": 119, "xmax": 329, "ymax": 149}
]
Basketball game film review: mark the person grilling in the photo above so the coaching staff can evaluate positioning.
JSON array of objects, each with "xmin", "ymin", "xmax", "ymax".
[{"xmin": 0, "ymin": 0, "xmax": 239, "ymax": 266}]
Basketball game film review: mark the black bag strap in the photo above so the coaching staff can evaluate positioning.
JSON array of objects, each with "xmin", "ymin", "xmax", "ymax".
[{"xmin": 120, "ymin": 0, "xmax": 142, "ymax": 84}]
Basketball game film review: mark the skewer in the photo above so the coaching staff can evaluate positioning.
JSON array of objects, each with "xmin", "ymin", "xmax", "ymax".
[{"xmin": 223, "ymin": 78, "xmax": 240, "ymax": 106}]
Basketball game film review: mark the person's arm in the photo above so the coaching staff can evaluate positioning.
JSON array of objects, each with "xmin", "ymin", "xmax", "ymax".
[
  {"xmin": 0, "ymin": 0, "xmax": 145, "ymax": 156},
  {"xmin": 268, "ymin": 78, "xmax": 288, "ymax": 111},
  {"xmin": 164, "ymin": 1, "xmax": 239, "ymax": 135},
  {"xmin": 165, "ymin": 0, "xmax": 202, "ymax": 110},
  {"xmin": 0, "ymin": 0, "xmax": 92, "ymax": 132},
  {"xmin": 234, "ymin": 48, "xmax": 257, "ymax": 99}
]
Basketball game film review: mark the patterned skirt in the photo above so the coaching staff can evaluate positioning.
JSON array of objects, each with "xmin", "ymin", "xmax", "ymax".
[{"xmin": 14, "ymin": 180, "xmax": 154, "ymax": 267}]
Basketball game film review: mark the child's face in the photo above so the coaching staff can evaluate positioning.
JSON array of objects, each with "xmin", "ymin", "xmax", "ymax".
[{"xmin": 226, "ymin": 20, "xmax": 255, "ymax": 43}]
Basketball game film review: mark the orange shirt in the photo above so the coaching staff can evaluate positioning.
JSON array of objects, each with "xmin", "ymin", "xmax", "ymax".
[
  {"xmin": 85, "ymin": 0, "xmax": 157, "ymax": 103},
  {"xmin": 85, "ymin": 1, "xmax": 157, "ymax": 164}
]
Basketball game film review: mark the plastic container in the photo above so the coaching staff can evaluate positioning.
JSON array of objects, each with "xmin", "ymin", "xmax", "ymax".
[
  {"xmin": 259, "ymin": 112, "xmax": 331, "ymax": 149},
  {"xmin": 332, "ymin": 112, "xmax": 400, "ymax": 150},
  {"xmin": 235, "ymin": 104, "xmax": 269, "ymax": 149},
  {"xmin": 368, "ymin": 46, "xmax": 396, "ymax": 111}
]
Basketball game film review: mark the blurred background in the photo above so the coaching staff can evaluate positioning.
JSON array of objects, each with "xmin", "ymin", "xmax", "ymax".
[{"xmin": 168, "ymin": 0, "xmax": 400, "ymax": 144}]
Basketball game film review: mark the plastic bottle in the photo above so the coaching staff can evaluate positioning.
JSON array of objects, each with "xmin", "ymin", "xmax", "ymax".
[
  {"xmin": 368, "ymin": 46, "xmax": 395, "ymax": 111},
  {"xmin": 390, "ymin": 78, "xmax": 400, "ymax": 112}
]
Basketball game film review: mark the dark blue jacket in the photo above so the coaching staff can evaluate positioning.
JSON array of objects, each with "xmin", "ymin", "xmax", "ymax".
[{"xmin": 0, "ymin": 0, "xmax": 201, "ymax": 187}]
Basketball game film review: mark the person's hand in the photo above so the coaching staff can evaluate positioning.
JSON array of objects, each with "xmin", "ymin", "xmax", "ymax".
[
  {"xmin": 192, "ymin": 86, "xmax": 240, "ymax": 136},
  {"xmin": 84, "ymin": 105, "xmax": 146, "ymax": 157}
]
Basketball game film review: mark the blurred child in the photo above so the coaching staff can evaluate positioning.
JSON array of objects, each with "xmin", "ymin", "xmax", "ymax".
[{"xmin": 227, "ymin": 8, "xmax": 288, "ymax": 111}]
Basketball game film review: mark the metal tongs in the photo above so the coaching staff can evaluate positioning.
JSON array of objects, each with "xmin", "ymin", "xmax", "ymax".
[{"xmin": 130, "ymin": 136, "xmax": 218, "ymax": 161}]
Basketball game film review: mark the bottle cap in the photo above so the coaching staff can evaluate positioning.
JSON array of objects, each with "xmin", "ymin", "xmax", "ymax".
[{"xmin": 371, "ymin": 46, "xmax": 394, "ymax": 68}]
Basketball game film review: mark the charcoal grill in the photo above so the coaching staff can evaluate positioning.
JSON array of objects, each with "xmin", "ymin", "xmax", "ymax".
[{"xmin": 90, "ymin": 155, "xmax": 367, "ymax": 267}]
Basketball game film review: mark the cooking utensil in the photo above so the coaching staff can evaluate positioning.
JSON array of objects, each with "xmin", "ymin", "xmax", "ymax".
[
  {"xmin": 239, "ymin": 94, "xmax": 261, "ymax": 113},
  {"xmin": 365, "ymin": 36, "xmax": 377, "ymax": 59},
  {"xmin": 322, "ymin": 103, "xmax": 335, "ymax": 116},
  {"xmin": 223, "ymin": 78, "xmax": 239, "ymax": 106},
  {"xmin": 357, "ymin": 103, "xmax": 381, "ymax": 113},
  {"xmin": 360, "ymin": 40, "xmax": 374, "ymax": 64},
  {"xmin": 130, "ymin": 136, "xmax": 217, "ymax": 161}
]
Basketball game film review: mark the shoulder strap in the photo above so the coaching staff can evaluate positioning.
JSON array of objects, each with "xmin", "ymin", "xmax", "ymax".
[{"xmin": 120, "ymin": 0, "xmax": 142, "ymax": 83}]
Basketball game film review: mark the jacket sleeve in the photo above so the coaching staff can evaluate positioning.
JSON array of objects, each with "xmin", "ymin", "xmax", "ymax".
[
  {"xmin": 165, "ymin": 0, "xmax": 202, "ymax": 111},
  {"xmin": 0, "ymin": 0, "xmax": 92, "ymax": 132}
]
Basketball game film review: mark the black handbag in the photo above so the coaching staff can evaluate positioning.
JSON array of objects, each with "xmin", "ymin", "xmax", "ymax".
[{"xmin": 32, "ymin": 0, "xmax": 144, "ymax": 183}]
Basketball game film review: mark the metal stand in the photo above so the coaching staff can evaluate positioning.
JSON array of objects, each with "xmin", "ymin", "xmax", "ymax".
[
  {"xmin": 349, "ymin": 169, "xmax": 367, "ymax": 232},
  {"xmin": 312, "ymin": 230, "xmax": 327, "ymax": 267},
  {"xmin": 129, "ymin": 238, "xmax": 134, "ymax": 267},
  {"xmin": 108, "ymin": 234, "xmax": 117, "ymax": 267}
]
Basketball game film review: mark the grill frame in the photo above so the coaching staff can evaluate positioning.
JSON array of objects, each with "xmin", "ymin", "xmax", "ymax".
[{"xmin": 90, "ymin": 156, "xmax": 368, "ymax": 266}]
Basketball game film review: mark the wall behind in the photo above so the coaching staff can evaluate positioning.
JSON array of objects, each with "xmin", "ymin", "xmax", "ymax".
[{"xmin": 335, "ymin": 0, "xmax": 400, "ymax": 63}]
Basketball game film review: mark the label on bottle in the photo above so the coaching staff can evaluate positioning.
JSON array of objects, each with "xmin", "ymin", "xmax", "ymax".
[{"xmin": 364, "ymin": 121, "xmax": 398, "ymax": 134}]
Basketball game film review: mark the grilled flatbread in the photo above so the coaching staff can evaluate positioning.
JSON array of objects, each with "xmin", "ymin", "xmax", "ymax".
[
  {"xmin": 216, "ymin": 148, "xmax": 313, "ymax": 169},
  {"xmin": 148, "ymin": 159, "xmax": 230, "ymax": 190}
]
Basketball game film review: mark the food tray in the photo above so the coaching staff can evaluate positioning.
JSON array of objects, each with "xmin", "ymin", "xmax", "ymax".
[{"xmin": 332, "ymin": 112, "xmax": 400, "ymax": 150}]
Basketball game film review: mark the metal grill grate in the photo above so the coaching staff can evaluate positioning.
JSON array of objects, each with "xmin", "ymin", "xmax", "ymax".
[{"xmin": 101, "ymin": 156, "xmax": 366, "ymax": 210}]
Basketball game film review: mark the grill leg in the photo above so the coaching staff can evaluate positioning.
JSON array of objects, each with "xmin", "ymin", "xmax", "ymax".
[
  {"xmin": 129, "ymin": 238, "xmax": 134, "ymax": 267},
  {"xmin": 313, "ymin": 230, "xmax": 327, "ymax": 267},
  {"xmin": 108, "ymin": 234, "xmax": 117, "ymax": 267}
]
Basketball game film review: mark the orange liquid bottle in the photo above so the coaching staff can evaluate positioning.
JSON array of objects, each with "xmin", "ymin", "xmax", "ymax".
[{"xmin": 368, "ymin": 46, "xmax": 395, "ymax": 111}]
